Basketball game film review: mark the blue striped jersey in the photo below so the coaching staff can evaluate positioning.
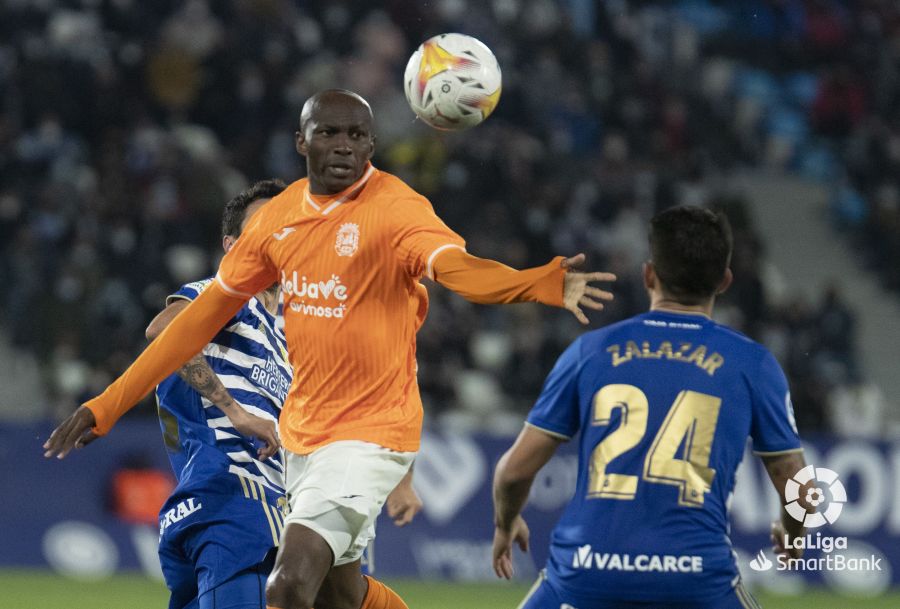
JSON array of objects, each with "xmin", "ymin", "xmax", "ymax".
[{"xmin": 155, "ymin": 278, "xmax": 291, "ymax": 494}]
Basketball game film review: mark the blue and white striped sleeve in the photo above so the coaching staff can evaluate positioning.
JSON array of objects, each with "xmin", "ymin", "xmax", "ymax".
[{"xmin": 166, "ymin": 278, "xmax": 214, "ymax": 306}]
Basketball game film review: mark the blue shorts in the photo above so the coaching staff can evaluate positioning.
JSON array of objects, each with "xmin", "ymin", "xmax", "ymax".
[
  {"xmin": 196, "ymin": 555, "xmax": 273, "ymax": 609},
  {"xmin": 158, "ymin": 474, "xmax": 373, "ymax": 609},
  {"xmin": 158, "ymin": 476, "xmax": 286, "ymax": 609},
  {"xmin": 519, "ymin": 570, "xmax": 762, "ymax": 609}
]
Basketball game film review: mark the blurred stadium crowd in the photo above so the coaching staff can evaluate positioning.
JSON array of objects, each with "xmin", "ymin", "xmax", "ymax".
[{"xmin": 0, "ymin": 0, "xmax": 896, "ymax": 435}]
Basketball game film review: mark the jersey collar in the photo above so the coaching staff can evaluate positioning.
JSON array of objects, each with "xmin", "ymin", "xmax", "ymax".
[
  {"xmin": 304, "ymin": 163, "xmax": 375, "ymax": 216},
  {"xmin": 646, "ymin": 308, "xmax": 713, "ymax": 321}
]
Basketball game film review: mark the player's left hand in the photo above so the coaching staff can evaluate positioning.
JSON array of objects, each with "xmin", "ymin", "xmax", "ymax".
[
  {"xmin": 43, "ymin": 405, "xmax": 100, "ymax": 459},
  {"xmin": 229, "ymin": 409, "xmax": 280, "ymax": 461},
  {"xmin": 492, "ymin": 515, "xmax": 530, "ymax": 580},
  {"xmin": 386, "ymin": 476, "xmax": 423, "ymax": 526},
  {"xmin": 561, "ymin": 253, "xmax": 616, "ymax": 325}
]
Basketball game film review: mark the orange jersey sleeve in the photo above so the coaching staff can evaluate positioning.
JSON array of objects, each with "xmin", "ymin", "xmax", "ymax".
[
  {"xmin": 216, "ymin": 204, "xmax": 280, "ymax": 298},
  {"xmin": 431, "ymin": 248, "xmax": 566, "ymax": 307},
  {"xmin": 85, "ymin": 283, "xmax": 247, "ymax": 434},
  {"xmin": 386, "ymin": 195, "xmax": 467, "ymax": 279}
]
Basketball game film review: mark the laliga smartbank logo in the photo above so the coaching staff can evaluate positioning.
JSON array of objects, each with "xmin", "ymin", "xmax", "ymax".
[
  {"xmin": 784, "ymin": 464, "xmax": 846, "ymax": 528},
  {"xmin": 748, "ymin": 464, "xmax": 882, "ymax": 573},
  {"xmin": 748, "ymin": 550, "xmax": 773, "ymax": 571}
]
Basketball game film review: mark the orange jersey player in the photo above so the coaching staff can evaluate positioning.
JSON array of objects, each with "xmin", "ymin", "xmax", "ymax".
[
  {"xmin": 219, "ymin": 167, "xmax": 465, "ymax": 456},
  {"xmin": 45, "ymin": 89, "xmax": 616, "ymax": 609}
]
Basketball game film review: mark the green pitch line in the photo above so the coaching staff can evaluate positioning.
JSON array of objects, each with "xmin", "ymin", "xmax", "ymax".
[
  {"xmin": 0, "ymin": 570, "xmax": 897, "ymax": 609},
  {"xmin": 0, "ymin": 570, "xmax": 169, "ymax": 609},
  {"xmin": 391, "ymin": 580, "xmax": 900, "ymax": 609}
]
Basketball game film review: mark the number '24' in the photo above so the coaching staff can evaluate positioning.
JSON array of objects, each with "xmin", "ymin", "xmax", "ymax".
[{"xmin": 588, "ymin": 384, "xmax": 722, "ymax": 507}]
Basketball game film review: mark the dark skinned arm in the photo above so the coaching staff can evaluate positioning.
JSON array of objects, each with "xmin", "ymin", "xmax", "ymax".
[
  {"xmin": 492, "ymin": 425, "xmax": 565, "ymax": 579},
  {"xmin": 385, "ymin": 464, "xmax": 423, "ymax": 527},
  {"xmin": 761, "ymin": 451, "xmax": 808, "ymax": 559}
]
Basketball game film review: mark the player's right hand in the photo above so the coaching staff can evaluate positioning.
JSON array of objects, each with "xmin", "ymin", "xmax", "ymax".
[
  {"xmin": 771, "ymin": 520, "xmax": 802, "ymax": 559},
  {"xmin": 43, "ymin": 405, "xmax": 100, "ymax": 459},
  {"xmin": 492, "ymin": 515, "xmax": 530, "ymax": 580}
]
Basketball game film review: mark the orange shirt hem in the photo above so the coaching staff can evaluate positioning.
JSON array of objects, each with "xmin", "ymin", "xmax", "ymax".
[{"xmin": 282, "ymin": 430, "xmax": 422, "ymax": 455}]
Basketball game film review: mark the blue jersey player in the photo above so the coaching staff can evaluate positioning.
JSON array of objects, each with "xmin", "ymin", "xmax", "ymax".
[
  {"xmin": 146, "ymin": 180, "xmax": 292, "ymax": 609},
  {"xmin": 492, "ymin": 207, "xmax": 808, "ymax": 609}
]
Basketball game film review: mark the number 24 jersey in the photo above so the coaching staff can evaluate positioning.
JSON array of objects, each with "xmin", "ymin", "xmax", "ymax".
[{"xmin": 527, "ymin": 310, "xmax": 802, "ymax": 603}]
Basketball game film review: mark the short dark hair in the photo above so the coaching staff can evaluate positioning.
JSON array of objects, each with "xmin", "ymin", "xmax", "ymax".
[
  {"xmin": 649, "ymin": 206, "xmax": 733, "ymax": 304},
  {"xmin": 222, "ymin": 179, "xmax": 287, "ymax": 238}
]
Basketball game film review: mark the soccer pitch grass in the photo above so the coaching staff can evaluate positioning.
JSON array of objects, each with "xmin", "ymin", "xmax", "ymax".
[{"xmin": 0, "ymin": 571, "xmax": 898, "ymax": 609}]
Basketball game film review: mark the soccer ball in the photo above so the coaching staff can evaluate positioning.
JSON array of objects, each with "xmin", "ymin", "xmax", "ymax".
[{"xmin": 404, "ymin": 33, "xmax": 502, "ymax": 131}]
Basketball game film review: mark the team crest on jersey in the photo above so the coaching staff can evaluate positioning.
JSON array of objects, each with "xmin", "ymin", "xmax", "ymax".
[{"xmin": 335, "ymin": 223, "xmax": 360, "ymax": 257}]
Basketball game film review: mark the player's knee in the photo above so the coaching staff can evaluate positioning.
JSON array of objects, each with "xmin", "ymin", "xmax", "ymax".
[{"xmin": 265, "ymin": 568, "xmax": 316, "ymax": 609}]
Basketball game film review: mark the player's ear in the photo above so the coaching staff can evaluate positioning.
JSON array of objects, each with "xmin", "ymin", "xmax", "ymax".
[
  {"xmin": 223, "ymin": 235, "xmax": 236, "ymax": 253},
  {"xmin": 295, "ymin": 130, "xmax": 308, "ymax": 157},
  {"xmin": 367, "ymin": 134, "xmax": 376, "ymax": 159},
  {"xmin": 716, "ymin": 267, "xmax": 733, "ymax": 295},
  {"xmin": 642, "ymin": 262, "xmax": 655, "ymax": 291}
]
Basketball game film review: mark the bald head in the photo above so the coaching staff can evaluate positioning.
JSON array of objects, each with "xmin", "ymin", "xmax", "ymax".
[
  {"xmin": 295, "ymin": 89, "xmax": 376, "ymax": 194},
  {"xmin": 299, "ymin": 89, "xmax": 374, "ymax": 137}
]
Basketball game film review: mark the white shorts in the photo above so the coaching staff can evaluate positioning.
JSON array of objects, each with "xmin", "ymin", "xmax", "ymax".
[{"xmin": 283, "ymin": 440, "xmax": 415, "ymax": 566}]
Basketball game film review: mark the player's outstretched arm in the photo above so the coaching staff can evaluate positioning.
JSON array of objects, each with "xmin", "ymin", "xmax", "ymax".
[
  {"xmin": 492, "ymin": 425, "xmax": 564, "ymax": 579},
  {"xmin": 762, "ymin": 451, "xmax": 808, "ymax": 559},
  {"xmin": 43, "ymin": 283, "xmax": 249, "ymax": 459},
  {"xmin": 386, "ymin": 465, "xmax": 422, "ymax": 527},
  {"xmin": 431, "ymin": 248, "xmax": 615, "ymax": 325},
  {"xmin": 146, "ymin": 300, "xmax": 280, "ymax": 460}
]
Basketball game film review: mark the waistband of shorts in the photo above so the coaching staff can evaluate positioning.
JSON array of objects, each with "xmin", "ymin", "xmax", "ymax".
[{"xmin": 170, "ymin": 471, "xmax": 284, "ymax": 505}]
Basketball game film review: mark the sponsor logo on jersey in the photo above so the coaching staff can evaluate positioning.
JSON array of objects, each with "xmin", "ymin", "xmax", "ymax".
[
  {"xmin": 273, "ymin": 227, "xmax": 296, "ymax": 241},
  {"xmin": 250, "ymin": 356, "xmax": 290, "ymax": 401},
  {"xmin": 159, "ymin": 498, "xmax": 202, "ymax": 535},
  {"xmin": 335, "ymin": 222, "xmax": 360, "ymax": 256},
  {"xmin": 281, "ymin": 271, "xmax": 349, "ymax": 318},
  {"xmin": 280, "ymin": 271, "xmax": 349, "ymax": 301},
  {"xmin": 571, "ymin": 544, "xmax": 703, "ymax": 573}
]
